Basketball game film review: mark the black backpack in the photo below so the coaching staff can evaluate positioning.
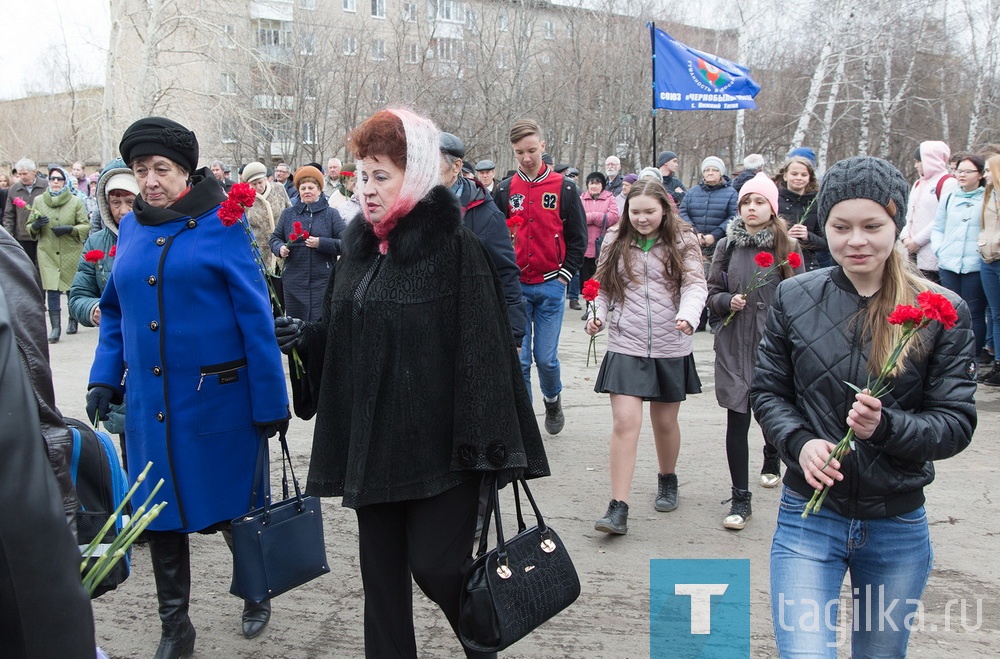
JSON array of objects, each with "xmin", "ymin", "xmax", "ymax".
[{"xmin": 65, "ymin": 418, "xmax": 131, "ymax": 598}]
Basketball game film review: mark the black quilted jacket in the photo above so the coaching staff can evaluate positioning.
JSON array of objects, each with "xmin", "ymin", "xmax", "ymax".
[{"xmin": 751, "ymin": 267, "xmax": 977, "ymax": 519}]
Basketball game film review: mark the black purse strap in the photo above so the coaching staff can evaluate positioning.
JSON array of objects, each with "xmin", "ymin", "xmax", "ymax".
[
  {"xmin": 247, "ymin": 427, "xmax": 304, "ymax": 518},
  {"xmin": 475, "ymin": 475, "xmax": 550, "ymax": 562}
]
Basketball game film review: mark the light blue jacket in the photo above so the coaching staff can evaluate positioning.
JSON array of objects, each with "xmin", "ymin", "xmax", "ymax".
[{"xmin": 931, "ymin": 187, "xmax": 984, "ymax": 274}]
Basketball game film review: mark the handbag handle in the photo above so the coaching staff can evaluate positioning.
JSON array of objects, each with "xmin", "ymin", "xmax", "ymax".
[
  {"xmin": 475, "ymin": 475, "xmax": 551, "ymax": 565},
  {"xmin": 246, "ymin": 427, "xmax": 304, "ymax": 522}
]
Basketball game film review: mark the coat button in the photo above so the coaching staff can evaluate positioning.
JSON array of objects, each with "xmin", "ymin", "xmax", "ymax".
[
  {"xmin": 153, "ymin": 366, "xmax": 162, "ymax": 376},
  {"xmin": 148, "ymin": 275, "xmax": 157, "ymax": 286},
  {"xmin": 156, "ymin": 412, "xmax": 165, "ymax": 422},
  {"xmin": 187, "ymin": 220, "xmax": 197, "ymax": 229},
  {"xmin": 156, "ymin": 237, "xmax": 166, "ymax": 246},
  {"xmin": 150, "ymin": 321, "xmax": 159, "ymax": 331}
]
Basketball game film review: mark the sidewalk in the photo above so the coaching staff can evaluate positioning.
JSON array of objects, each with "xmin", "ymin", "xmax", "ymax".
[{"xmin": 49, "ymin": 307, "xmax": 999, "ymax": 657}]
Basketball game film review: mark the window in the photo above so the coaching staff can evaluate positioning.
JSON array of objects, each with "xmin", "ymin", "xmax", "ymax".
[
  {"xmin": 303, "ymin": 77, "xmax": 317, "ymax": 99},
  {"xmin": 498, "ymin": 14, "xmax": 508, "ymax": 31},
  {"xmin": 431, "ymin": 37, "xmax": 461, "ymax": 62},
  {"xmin": 405, "ymin": 42, "xmax": 419, "ymax": 63},
  {"xmin": 430, "ymin": 0, "xmax": 459, "ymax": 22},
  {"xmin": 300, "ymin": 31, "xmax": 316, "ymax": 55},
  {"xmin": 565, "ymin": 23, "xmax": 573, "ymax": 39},
  {"xmin": 221, "ymin": 121, "xmax": 237, "ymax": 144},
  {"xmin": 300, "ymin": 0, "xmax": 316, "ymax": 8},
  {"xmin": 343, "ymin": 0, "xmax": 356, "ymax": 12},
  {"xmin": 465, "ymin": 8, "xmax": 477, "ymax": 31},
  {"xmin": 371, "ymin": 39, "xmax": 386, "ymax": 60},
  {"xmin": 371, "ymin": 0, "xmax": 385, "ymax": 18},
  {"xmin": 302, "ymin": 122, "xmax": 315, "ymax": 144},
  {"xmin": 219, "ymin": 24, "xmax": 236, "ymax": 48},
  {"xmin": 543, "ymin": 20, "xmax": 554, "ymax": 40},
  {"xmin": 402, "ymin": 2, "xmax": 417, "ymax": 21},
  {"xmin": 256, "ymin": 20, "xmax": 291, "ymax": 48},
  {"xmin": 373, "ymin": 81, "xmax": 387, "ymax": 104},
  {"xmin": 343, "ymin": 35, "xmax": 358, "ymax": 55},
  {"xmin": 221, "ymin": 72, "xmax": 237, "ymax": 95}
]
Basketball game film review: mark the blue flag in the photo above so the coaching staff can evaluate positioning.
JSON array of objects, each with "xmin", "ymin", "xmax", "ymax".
[{"xmin": 651, "ymin": 26, "xmax": 761, "ymax": 111}]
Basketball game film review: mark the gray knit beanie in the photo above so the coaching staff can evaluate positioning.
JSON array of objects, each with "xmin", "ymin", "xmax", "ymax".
[{"xmin": 817, "ymin": 156, "xmax": 909, "ymax": 234}]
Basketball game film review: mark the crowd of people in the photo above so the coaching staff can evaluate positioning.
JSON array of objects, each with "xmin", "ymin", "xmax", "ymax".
[{"xmin": 0, "ymin": 114, "xmax": 989, "ymax": 658}]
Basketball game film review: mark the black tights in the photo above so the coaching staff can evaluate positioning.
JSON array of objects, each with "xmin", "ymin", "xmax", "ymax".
[{"xmin": 725, "ymin": 409, "xmax": 778, "ymax": 490}]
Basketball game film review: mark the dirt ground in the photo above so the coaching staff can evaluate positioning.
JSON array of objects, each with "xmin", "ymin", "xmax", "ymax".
[{"xmin": 48, "ymin": 308, "xmax": 1000, "ymax": 658}]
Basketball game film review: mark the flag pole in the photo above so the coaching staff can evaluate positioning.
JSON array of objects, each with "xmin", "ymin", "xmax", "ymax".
[{"xmin": 649, "ymin": 22, "xmax": 657, "ymax": 164}]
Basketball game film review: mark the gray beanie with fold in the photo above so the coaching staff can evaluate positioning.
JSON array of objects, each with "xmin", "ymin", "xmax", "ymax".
[{"xmin": 817, "ymin": 156, "xmax": 909, "ymax": 234}]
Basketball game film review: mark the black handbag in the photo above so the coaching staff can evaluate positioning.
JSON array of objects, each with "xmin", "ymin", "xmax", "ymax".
[
  {"xmin": 229, "ymin": 429, "xmax": 330, "ymax": 604},
  {"xmin": 459, "ymin": 475, "xmax": 581, "ymax": 652}
]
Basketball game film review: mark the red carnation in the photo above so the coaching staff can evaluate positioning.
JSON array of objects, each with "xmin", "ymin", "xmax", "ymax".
[
  {"xmin": 109, "ymin": 245, "xmax": 117, "ymax": 258},
  {"xmin": 787, "ymin": 252, "xmax": 802, "ymax": 269},
  {"xmin": 916, "ymin": 290, "xmax": 958, "ymax": 330},
  {"xmin": 84, "ymin": 249, "xmax": 105, "ymax": 264},
  {"xmin": 754, "ymin": 252, "xmax": 774, "ymax": 268},
  {"xmin": 218, "ymin": 198, "xmax": 244, "ymax": 226},
  {"xmin": 228, "ymin": 182, "xmax": 257, "ymax": 207},
  {"xmin": 581, "ymin": 279, "xmax": 601, "ymax": 302},
  {"xmin": 887, "ymin": 305, "xmax": 924, "ymax": 327},
  {"xmin": 292, "ymin": 221, "xmax": 304, "ymax": 233},
  {"xmin": 301, "ymin": 231, "xmax": 310, "ymax": 239},
  {"xmin": 12, "ymin": 197, "xmax": 26, "ymax": 208},
  {"xmin": 506, "ymin": 215, "xmax": 524, "ymax": 232}
]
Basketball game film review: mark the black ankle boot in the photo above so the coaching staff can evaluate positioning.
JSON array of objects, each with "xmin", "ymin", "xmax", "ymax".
[
  {"xmin": 148, "ymin": 531, "xmax": 196, "ymax": 659},
  {"xmin": 66, "ymin": 316, "xmax": 78, "ymax": 334},
  {"xmin": 223, "ymin": 529, "xmax": 272, "ymax": 638},
  {"xmin": 655, "ymin": 473, "xmax": 678, "ymax": 512},
  {"xmin": 722, "ymin": 487, "xmax": 752, "ymax": 531},
  {"xmin": 543, "ymin": 394, "xmax": 565, "ymax": 435},
  {"xmin": 47, "ymin": 310, "xmax": 61, "ymax": 343},
  {"xmin": 594, "ymin": 499, "xmax": 629, "ymax": 535}
]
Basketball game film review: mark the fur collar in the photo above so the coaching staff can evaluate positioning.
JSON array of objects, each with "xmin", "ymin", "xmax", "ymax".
[
  {"xmin": 344, "ymin": 186, "xmax": 461, "ymax": 266},
  {"xmin": 726, "ymin": 217, "xmax": 775, "ymax": 249}
]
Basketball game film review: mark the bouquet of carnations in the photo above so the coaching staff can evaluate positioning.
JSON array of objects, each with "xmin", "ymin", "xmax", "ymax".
[{"xmin": 723, "ymin": 251, "xmax": 803, "ymax": 327}]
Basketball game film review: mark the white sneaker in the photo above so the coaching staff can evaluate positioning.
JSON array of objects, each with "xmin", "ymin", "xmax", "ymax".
[{"xmin": 760, "ymin": 472, "xmax": 781, "ymax": 488}]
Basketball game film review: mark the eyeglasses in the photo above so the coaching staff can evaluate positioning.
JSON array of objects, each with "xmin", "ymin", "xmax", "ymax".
[
  {"xmin": 49, "ymin": 176, "xmax": 65, "ymax": 181},
  {"xmin": 956, "ymin": 169, "xmax": 979, "ymax": 175}
]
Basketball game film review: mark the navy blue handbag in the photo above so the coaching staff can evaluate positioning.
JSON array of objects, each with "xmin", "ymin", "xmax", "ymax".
[{"xmin": 230, "ymin": 429, "xmax": 330, "ymax": 604}]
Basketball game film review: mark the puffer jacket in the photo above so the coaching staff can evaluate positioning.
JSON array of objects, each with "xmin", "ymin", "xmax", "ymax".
[
  {"xmin": 980, "ymin": 188, "xmax": 1000, "ymax": 263},
  {"xmin": 751, "ymin": 267, "xmax": 977, "ymax": 519},
  {"xmin": 931, "ymin": 186, "xmax": 984, "ymax": 274},
  {"xmin": 678, "ymin": 177, "xmax": 737, "ymax": 241},
  {"xmin": 901, "ymin": 141, "xmax": 957, "ymax": 272},
  {"xmin": 593, "ymin": 224, "xmax": 706, "ymax": 358},
  {"xmin": 581, "ymin": 188, "xmax": 620, "ymax": 258}
]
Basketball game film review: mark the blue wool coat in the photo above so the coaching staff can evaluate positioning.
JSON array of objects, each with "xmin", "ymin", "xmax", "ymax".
[{"xmin": 89, "ymin": 173, "xmax": 289, "ymax": 532}]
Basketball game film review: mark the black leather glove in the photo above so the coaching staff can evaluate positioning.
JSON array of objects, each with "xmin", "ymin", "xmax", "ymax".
[
  {"xmin": 256, "ymin": 419, "xmax": 290, "ymax": 439},
  {"xmin": 31, "ymin": 215, "xmax": 50, "ymax": 231},
  {"xmin": 274, "ymin": 316, "xmax": 305, "ymax": 354},
  {"xmin": 51, "ymin": 225, "xmax": 73, "ymax": 236},
  {"xmin": 496, "ymin": 468, "xmax": 524, "ymax": 490},
  {"xmin": 86, "ymin": 385, "xmax": 116, "ymax": 425}
]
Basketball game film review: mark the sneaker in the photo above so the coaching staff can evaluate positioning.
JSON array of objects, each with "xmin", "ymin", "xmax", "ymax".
[
  {"xmin": 722, "ymin": 487, "xmax": 752, "ymax": 530},
  {"xmin": 568, "ymin": 299, "xmax": 582, "ymax": 311},
  {"xmin": 543, "ymin": 395, "xmax": 565, "ymax": 434},
  {"xmin": 655, "ymin": 473, "xmax": 678, "ymax": 512},
  {"xmin": 760, "ymin": 455, "xmax": 781, "ymax": 488},
  {"xmin": 595, "ymin": 499, "xmax": 629, "ymax": 534},
  {"xmin": 979, "ymin": 362, "xmax": 1000, "ymax": 387}
]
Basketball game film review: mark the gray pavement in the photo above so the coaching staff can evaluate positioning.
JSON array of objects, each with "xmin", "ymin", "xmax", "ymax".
[{"xmin": 47, "ymin": 306, "xmax": 1000, "ymax": 658}]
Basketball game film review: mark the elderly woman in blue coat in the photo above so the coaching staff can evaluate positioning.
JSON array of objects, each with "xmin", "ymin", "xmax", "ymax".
[{"xmin": 85, "ymin": 117, "xmax": 290, "ymax": 658}]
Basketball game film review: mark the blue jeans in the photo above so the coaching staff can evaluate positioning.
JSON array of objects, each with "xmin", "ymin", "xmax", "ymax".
[
  {"xmin": 567, "ymin": 273, "xmax": 580, "ymax": 300},
  {"xmin": 520, "ymin": 279, "xmax": 566, "ymax": 401},
  {"xmin": 770, "ymin": 487, "xmax": 932, "ymax": 658},
  {"xmin": 939, "ymin": 269, "xmax": 987, "ymax": 352},
  {"xmin": 981, "ymin": 260, "xmax": 1000, "ymax": 355}
]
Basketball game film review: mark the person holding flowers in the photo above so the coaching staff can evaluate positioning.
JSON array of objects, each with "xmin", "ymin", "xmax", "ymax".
[
  {"xmin": 586, "ymin": 179, "xmax": 706, "ymax": 535},
  {"xmin": 242, "ymin": 161, "xmax": 291, "ymax": 273},
  {"xmin": 707, "ymin": 172, "xmax": 804, "ymax": 530},
  {"xmin": 751, "ymin": 156, "xmax": 977, "ymax": 657},
  {"xmin": 28, "ymin": 164, "xmax": 91, "ymax": 343},
  {"xmin": 776, "ymin": 155, "xmax": 829, "ymax": 270},
  {"xmin": 269, "ymin": 164, "xmax": 345, "ymax": 322},
  {"xmin": 85, "ymin": 117, "xmax": 290, "ymax": 657}
]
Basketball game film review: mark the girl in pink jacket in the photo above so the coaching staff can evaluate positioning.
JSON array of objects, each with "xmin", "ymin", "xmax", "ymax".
[{"xmin": 585, "ymin": 179, "xmax": 707, "ymax": 535}]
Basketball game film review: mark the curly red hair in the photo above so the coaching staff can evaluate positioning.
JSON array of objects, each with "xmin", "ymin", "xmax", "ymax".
[{"xmin": 350, "ymin": 110, "xmax": 407, "ymax": 170}]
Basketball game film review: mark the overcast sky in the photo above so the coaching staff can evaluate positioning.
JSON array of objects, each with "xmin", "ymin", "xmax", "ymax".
[{"xmin": 3, "ymin": 0, "xmax": 110, "ymax": 100}]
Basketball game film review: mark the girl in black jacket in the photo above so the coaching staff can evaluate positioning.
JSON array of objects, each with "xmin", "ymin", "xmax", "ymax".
[
  {"xmin": 775, "ymin": 156, "xmax": 829, "ymax": 269},
  {"xmin": 751, "ymin": 157, "xmax": 977, "ymax": 657}
]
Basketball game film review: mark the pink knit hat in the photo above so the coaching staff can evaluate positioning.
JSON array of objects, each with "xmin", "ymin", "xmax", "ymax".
[{"xmin": 738, "ymin": 171, "xmax": 779, "ymax": 217}]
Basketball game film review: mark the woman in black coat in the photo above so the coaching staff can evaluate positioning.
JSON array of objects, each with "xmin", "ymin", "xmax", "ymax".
[
  {"xmin": 269, "ymin": 166, "xmax": 346, "ymax": 322},
  {"xmin": 776, "ymin": 155, "xmax": 829, "ymax": 269},
  {"xmin": 274, "ymin": 108, "xmax": 548, "ymax": 658}
]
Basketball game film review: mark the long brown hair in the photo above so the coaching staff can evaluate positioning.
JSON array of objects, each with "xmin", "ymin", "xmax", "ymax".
[
  {"xmin": 983, "ymin": 154, "xmax": 1000, "ymax": 230},
  {"xmin": 595, "ymin": 179, "xmax": 698, "ymax": 308},
  {"xmin": 736, "ymin": 194, "xmax": 798, "ymax": 280},
  {"xmin": 774, "ymin": 156, "xmax": 819, "ymax": 194}
]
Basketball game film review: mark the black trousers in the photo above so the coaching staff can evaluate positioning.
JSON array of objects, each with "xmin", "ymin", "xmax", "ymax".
[{"xmin": 355, "ymin": 477, "xmax": 495, "ymax": 659}]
